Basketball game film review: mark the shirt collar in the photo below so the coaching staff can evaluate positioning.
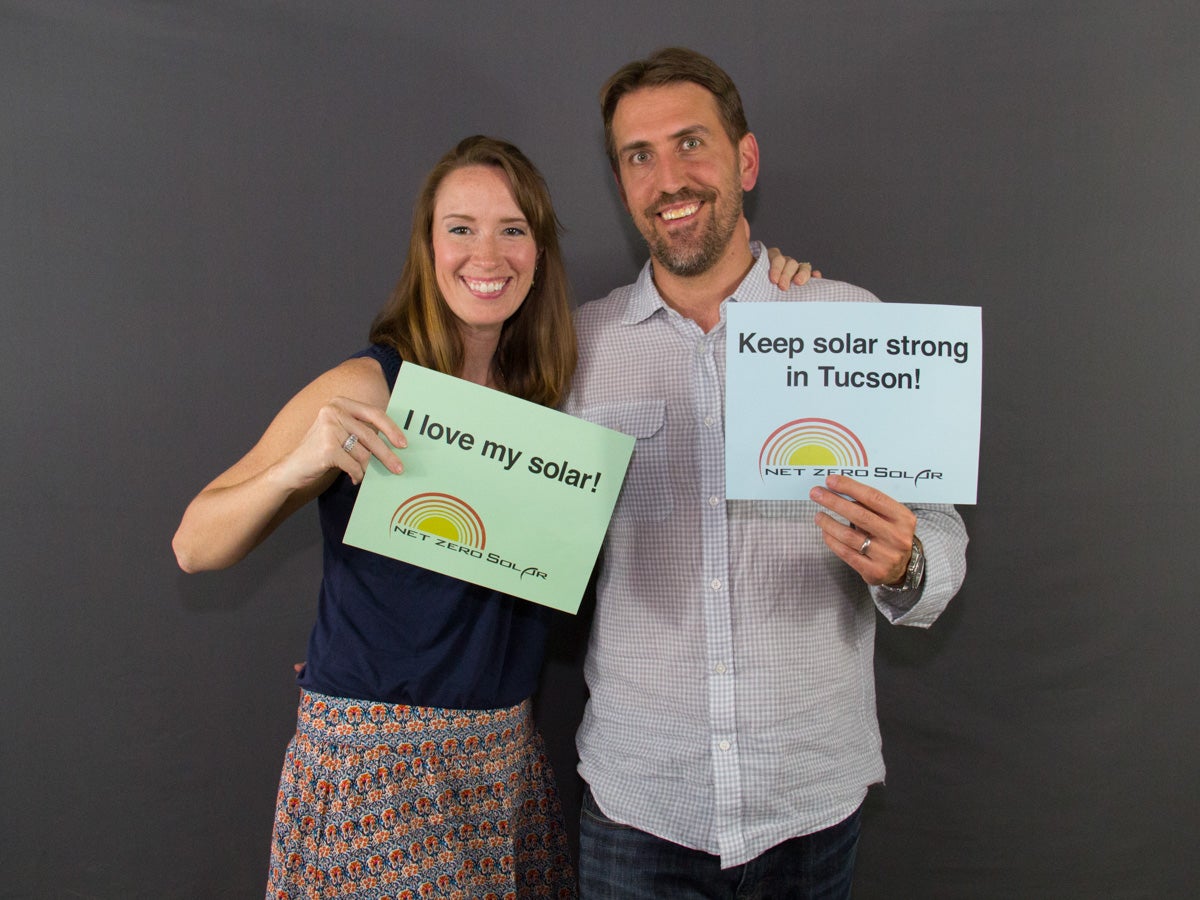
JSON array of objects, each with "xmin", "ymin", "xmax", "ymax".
[{"xmin": 621, "ymin": 240, "xmax": 775, "ymax": 326}]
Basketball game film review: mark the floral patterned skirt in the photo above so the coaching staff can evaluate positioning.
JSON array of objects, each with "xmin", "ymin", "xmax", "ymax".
[{"xmin": 266, "ymin": 689, "xmax": 576, "ymax": 900}]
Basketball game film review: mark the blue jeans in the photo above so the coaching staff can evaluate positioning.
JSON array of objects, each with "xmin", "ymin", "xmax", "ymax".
[{"xmin": 579, "ymin": 786, "xmax": 861, "ymax": 899}]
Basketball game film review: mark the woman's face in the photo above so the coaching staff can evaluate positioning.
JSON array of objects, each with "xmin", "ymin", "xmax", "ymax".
[{"xmin": 431, "ymin": 165, "xmax": 538, "ymax": 337}]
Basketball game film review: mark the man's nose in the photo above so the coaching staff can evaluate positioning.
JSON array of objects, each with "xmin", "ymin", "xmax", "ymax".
[{"xmin": 652, "ymin": 154, "xmax": 688, "ymax": 196}]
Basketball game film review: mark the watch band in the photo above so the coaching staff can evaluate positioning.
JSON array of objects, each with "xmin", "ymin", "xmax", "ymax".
[{"xmin": 878, "ymin": 535, "xmax": 925, "ymax": 592}]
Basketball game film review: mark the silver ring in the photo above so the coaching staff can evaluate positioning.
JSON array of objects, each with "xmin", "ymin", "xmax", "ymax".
[
  {"xmin": 341, "ymin": 433, "xmax": 359, "ymax": 454},
  {"xmin": 859, "ymin": 537, "xmax": 871, "ymax": 556}
]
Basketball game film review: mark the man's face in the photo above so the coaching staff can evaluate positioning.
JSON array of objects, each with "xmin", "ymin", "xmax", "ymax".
[{"xmin": 610, "ymin": 81, "xmax": 758, "ymax": 277}]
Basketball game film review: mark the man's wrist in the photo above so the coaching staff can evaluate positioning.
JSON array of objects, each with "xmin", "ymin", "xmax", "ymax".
[{"xmin": 878, "ymin": 536, "xmax": 925, "ymax": 592}]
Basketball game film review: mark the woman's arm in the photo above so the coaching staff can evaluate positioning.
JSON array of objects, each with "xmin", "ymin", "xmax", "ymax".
[{"xmin": 171, "ymin": 357, "xmax": 406, "ymax": 573}]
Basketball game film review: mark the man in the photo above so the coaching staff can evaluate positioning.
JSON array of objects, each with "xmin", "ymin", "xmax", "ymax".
[{"xmin": 564, "ymin": 48, "xmax": 968, "ymax": 897}]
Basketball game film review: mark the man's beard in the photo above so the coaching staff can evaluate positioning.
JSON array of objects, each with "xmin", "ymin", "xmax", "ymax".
[{"xmin": 639, "ymin": 182, "xmax": 743, "ymax": 277}]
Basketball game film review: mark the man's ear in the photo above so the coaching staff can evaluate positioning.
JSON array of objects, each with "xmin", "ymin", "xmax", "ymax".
[{"xmin": 738, "ymin": 132, "xmax": 760, "ymax": 192}]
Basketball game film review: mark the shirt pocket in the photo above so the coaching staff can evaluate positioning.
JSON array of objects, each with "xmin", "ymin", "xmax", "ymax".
[{"xmin": 577, "ymin": 400, "xmax": 672, "ymax": 523}]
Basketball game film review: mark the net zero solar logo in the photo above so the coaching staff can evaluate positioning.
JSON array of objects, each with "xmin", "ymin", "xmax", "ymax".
[
  {"xmin": 390, "ymin": 492, "xmax": 486, "ymax": 549},
  {"xmin": 758, "ymin": 418, "xmax": 868, "ymax": 477}
]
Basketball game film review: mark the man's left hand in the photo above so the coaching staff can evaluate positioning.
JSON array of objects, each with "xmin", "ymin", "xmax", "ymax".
[{"xmin": 810, "ymin": 474, "xmax": 915, "ymax": 586}]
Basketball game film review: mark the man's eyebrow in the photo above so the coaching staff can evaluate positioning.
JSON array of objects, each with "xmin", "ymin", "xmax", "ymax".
[
  {"xmin": 617, "ymin": 124, "xmax": 714, "ymax": 157},
  {"xmin": 671, "ymin": 124, "xmax": 713, "ymax": 140},
  {"xmin": 616, "ymin": 138, "xmax": 652, "ymax": 157}
]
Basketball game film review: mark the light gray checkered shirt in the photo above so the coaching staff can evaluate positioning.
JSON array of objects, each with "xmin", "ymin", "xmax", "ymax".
[{"xmin": 564, "ymin": 243, "xmax": 968, "ymax": 868}]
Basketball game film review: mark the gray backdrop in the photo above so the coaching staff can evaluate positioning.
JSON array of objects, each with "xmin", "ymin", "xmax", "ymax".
[{"xmin": 3, "ymin": 1, "xmax": 1197, "ymax": 897}]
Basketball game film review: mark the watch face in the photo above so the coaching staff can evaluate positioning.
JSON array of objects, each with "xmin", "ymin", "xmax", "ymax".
[{"xmin": 907, "ymin": 540, "xmax": 925, "ymax": 586}]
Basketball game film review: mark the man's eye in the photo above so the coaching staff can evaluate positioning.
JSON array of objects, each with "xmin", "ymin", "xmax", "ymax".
[
  {"xmin": 682, "ymin": 138, "xmax": 701, "ymax": 150},
  {"xmin": 630, "ymin": 151, "xmax": 650, "ymax": 165}
]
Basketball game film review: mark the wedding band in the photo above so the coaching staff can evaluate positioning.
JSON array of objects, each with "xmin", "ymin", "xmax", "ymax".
[
  {"xmin": 341, "ymin": 434, "xmax": 359, "ymax": 454},
  {"xmin": 859, "ymin": 537, "xmax": 871, "ymax": 556}
]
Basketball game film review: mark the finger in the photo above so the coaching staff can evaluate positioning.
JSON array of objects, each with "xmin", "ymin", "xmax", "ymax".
[
  {"xmin": 778, "ymin": 258, "xmax": 800, "ymax": 287},
  {"xmin": 811, "ymin": 268, "xmax": 823, "ymax": 279},
  {"xmin": 811, "ymin": 486, "xmax": 912, "ymax": 561},
  {"xmin": 326, "ymin": 399, "xmax": 406, "ymax": 474},
  {"xmin": 810, "ymin": 483, "xmax": 876, "ymax": 532},
  {"xmin": 338, "ymin": 432, "xmax": 371, "ymax": 471},
  {"xmin": 332, "ymin": 398, "xmax": 407, "ymax": 449},
  {"xmin": 340, "ymin": 424, "xmax": 403, "ymax": 476},
  {"xmin": 813, "ymin": 509, "xmax": 869, "ymax": 556},
  {"xmin": 818, "ymin": 474, "xmax": 912, "ymax": 525},
  {"xmin": 310, "ymin": 417, "xmax": 369, "ymax": 484},
  {"xmin": 766, "ymin": 246, "xmax": 787, "ymax": 286},
  {"xmin": 765, "ymin": 250, "xmax": 812, "ymax": 289},
  {"xmin": 335, "ymin": 444, "xmax": 368, "ymax": 485},
  {"xmin": 819, "ymin": 526, "xmax": 873, "ymax": 575},
  {"xmin": 815, "ymin": 515, "xmax": 908, "ymax": 585}
]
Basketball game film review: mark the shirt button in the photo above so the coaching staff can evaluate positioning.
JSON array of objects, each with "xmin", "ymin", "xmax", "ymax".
[
  {"xmin": 704, "ymin": 415, "xmax": 715, "ymax": 427},
  {"xmin": 714, "ymin": 662, "xmax": 727, "ymax": 674},
  {"xmin": 708, "ymin": 496, "xmax": 720, "ymax": 507},
  {"xmin": 695, "ymin": 344, "xmax": 707, "ymax": 356},
  {"xmin": 718, "ymin": 740, "xmax": 731, "ymax": 751},
  {"xmin": 710, "ymin": 579, "xmax": 722, "ymax": 591}
]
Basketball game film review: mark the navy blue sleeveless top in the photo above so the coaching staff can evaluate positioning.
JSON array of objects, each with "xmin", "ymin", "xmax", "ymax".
[{"xmin": 296, "ymin": 344, "xmax": 551, "ymax": 709}]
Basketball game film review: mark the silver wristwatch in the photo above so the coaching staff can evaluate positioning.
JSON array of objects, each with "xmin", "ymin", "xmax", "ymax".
[{"xmin": 878, "ymin": 535, "xmax": 925, "ymax": 592}]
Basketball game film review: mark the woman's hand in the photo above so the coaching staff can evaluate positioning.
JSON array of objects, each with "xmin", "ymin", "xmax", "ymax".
[
  {"xmin": 766, "ymin": 247, "xmax": 822, "ymax": 288},
  {"xmin": 172, "ymin": 357, "xmax": 402, "ymax": 572},
  {"xmin": 276, "ymin": 395, "xmax": 406, "ymax": 489}
]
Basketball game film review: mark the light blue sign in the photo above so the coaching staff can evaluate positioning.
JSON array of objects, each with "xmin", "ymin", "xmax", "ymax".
[{"xmin": 725, "ymin": 302, "xmax": 982, "ymax": 503}]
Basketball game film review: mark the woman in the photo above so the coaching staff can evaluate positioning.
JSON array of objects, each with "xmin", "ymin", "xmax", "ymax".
[
  {"xmin": 174, "ymin": 135, "xmax": 812, "ymax": 899},
  {"xmin": 175, "ymin": 136, "xmax": 578, "ymax": 900}
]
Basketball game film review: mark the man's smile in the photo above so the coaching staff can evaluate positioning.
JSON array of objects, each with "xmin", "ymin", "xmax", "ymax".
[{"xmin": 658, "ymin": 201, "xmax": 702, "ymax": 221}]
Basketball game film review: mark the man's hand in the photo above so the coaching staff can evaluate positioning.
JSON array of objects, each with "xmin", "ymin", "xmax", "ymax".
[{"xmin": 810, "ymin": 474, "xmax": 916, "ymax": 586}]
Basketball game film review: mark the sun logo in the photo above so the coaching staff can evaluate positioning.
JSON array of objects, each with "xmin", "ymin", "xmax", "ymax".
[
  {"xmin": 391, "ymin": 493, "xmax": 486, "ymax": 549},
  {"xmin": 758, "ymin": 418, "xmax": 868, "ymax": 473}
]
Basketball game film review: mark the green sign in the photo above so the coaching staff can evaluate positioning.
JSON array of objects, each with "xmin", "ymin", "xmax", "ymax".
[{"xmin": 344, "ymin": 363, "xmax": 634, "ymax": 613}]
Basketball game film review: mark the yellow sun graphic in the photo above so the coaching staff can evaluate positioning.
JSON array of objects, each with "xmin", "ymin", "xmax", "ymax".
[
  {"xmin": 415, "ymin": 515, "xmax": 459, "ymax": 541},
  {"xmin": 392, "ymin": 493, "xmax": 487, "ymax": 549},
  {"xmin": 788, "ymin": 445, "xmax": 837, "ymax": 466}
]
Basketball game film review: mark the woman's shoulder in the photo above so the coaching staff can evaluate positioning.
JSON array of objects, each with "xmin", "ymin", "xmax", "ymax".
[
  {"xmin": 300, "ymin": 350, "xmax": 391, "ymax": 408},
  {"xmin": 347, "ymin": 342, "xmax": 402, "ymax": 390}
]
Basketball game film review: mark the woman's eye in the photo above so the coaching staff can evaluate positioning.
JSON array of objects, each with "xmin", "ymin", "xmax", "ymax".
[{"xmin": 448, "ymin": 225, "xmax": 470, "ymax": 235}]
